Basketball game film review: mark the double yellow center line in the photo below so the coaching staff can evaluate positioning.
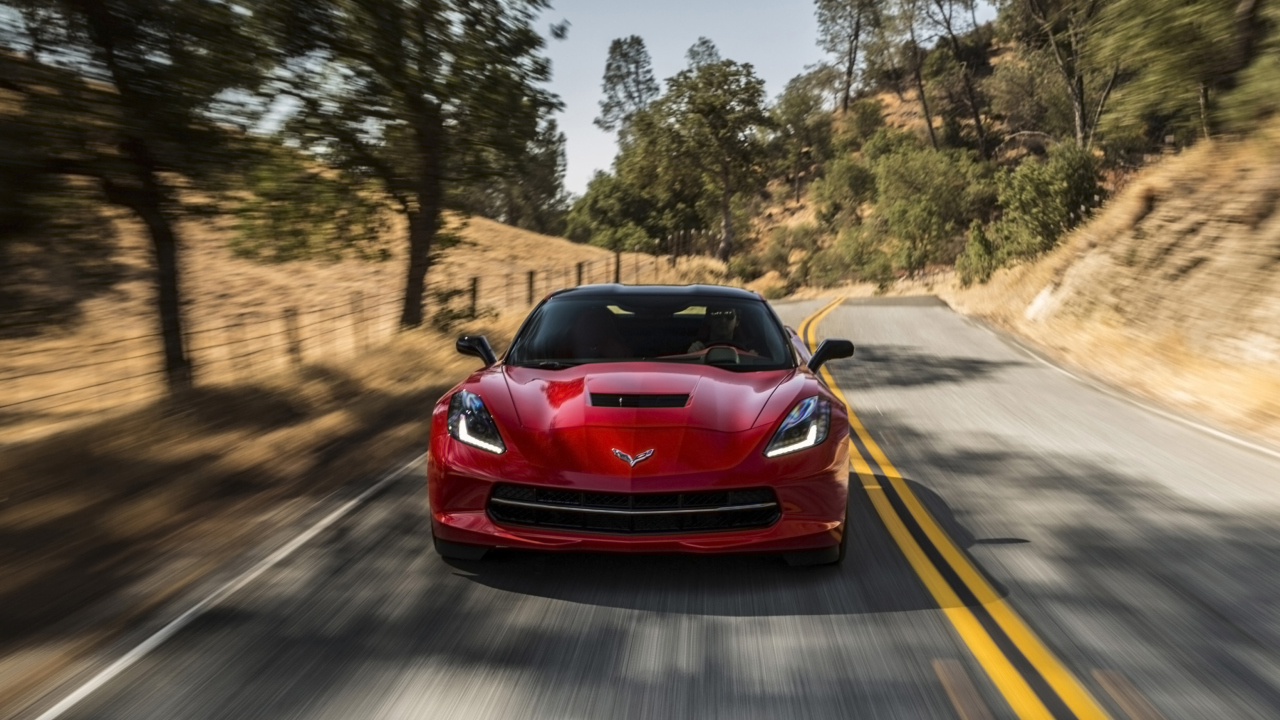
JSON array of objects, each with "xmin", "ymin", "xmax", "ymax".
[{"xmin": 799, "ymin": 296, "xmax": 1112, "ymax": 720}]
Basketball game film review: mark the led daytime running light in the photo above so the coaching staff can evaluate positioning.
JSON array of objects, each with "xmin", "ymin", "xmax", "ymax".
[{"xmin": 458, "ymin": 415, "xmax": 505, "ymax": 454}]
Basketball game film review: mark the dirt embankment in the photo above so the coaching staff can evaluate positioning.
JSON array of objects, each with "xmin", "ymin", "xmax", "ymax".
[{"xmin": 945, "ymin": 127, "xmax": 1280, "ymax": 445}]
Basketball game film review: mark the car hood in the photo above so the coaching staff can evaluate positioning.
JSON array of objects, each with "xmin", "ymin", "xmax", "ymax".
[
  {"xmin": 502, "ymin": 362, "xmax": 794, "ymax": 433},
  {"xmin": 487, "ymin": 362, "xmax": 803, "ymax": 477}
]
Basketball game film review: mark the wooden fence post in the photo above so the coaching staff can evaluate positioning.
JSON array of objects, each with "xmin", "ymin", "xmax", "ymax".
[
  {"xmin": 351, "ymin": 291, "xmax": 366, "ymax": 354},
  {"xmin": 613, "ymin": 252, "xmax": 621, "ymax": 283},
  {"xmin": 526, "ymin": 270, "xmax": 535, "ymax": 306},
  {"xmin": 576, "ymin": 261, "xmax": 584, "ymax": 286},
  {"xmin": 469, "ymin": 277, "xmax": 479, "ymax": 319},
  {"xmin": 284, "ymin": 307, "xmax": 302, "ymax": 369},
  {"xmin": 228, "ymin": 315, "xmax": 246, "ymax": 382}
]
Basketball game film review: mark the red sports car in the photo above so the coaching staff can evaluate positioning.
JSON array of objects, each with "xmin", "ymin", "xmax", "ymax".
[{"xmin": 427, "ymin": 285, "xmax": 854, "ymax": 565}]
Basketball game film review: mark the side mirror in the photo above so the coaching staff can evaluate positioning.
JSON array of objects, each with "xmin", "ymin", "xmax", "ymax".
[
  {"xmin": 456, "ymin": 335, "xmax": 497, "ymax": 367},
  {"xmin": 808, "ymin": 339, "xmax": 854, "ymax": 372}
]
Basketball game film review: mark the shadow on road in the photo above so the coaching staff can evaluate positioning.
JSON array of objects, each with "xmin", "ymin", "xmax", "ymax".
[{"xmin": 845, "ymin": 344, "xmax": 1024, "ymax": 389}]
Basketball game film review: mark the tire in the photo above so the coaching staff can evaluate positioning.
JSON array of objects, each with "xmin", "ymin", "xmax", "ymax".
[
  {"xmin": 433, "ymin": 533, "xmax": 489, "ymax": 561},
  {"xmin": 783, "ymin": 516, "xmax": 848, "ymax": 567}
]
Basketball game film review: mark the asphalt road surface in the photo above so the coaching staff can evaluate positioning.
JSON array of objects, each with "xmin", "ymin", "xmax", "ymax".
[{"xmin": 27, "ymin": 297, "xmax": 1280, "ymax": 720}]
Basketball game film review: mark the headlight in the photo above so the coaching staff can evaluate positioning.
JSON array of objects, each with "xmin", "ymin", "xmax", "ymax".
[
  {"xmin": 447, "ymin": 389, "xmax": 505, "ymax": 454},
  {"xmin": 764, "ymin": 396, "xmax": 830, "ymax": 457}
]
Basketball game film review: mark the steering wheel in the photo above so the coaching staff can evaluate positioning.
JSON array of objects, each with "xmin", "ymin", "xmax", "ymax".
[{"xmin": 700, "ymin": 342, "xmax": 759, "ymax": 356}]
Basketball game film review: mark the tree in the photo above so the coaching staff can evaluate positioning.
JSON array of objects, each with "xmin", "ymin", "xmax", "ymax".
[
  {"xmin": 882, "ymin": 0, "xmax": 940, "ymax": 148},
  {"xmin": 815, "ymin": 0, "xmax": 884, "ymax": 112},
  {"xmin": 1005, "ymin": 0, "xmax": 1118, "ymax": 148},
  {"xmin": 920, "ymin": 0, "xmax": 991, "ymax": 154},
  {"xmin": 686, "ymin": 37, "xmax": 722, "ymax": 68},
  {"xmin": 263, "ymin": 0, "xmax": 560, "ymax": 328},
  {"xmin": 457, "ymin": 117, "xmax": 570, "ymax": 235},
  {"xmin": 991, "ymin": 142, "xmax": 1100, "ymax": 257},
  {"xmin": 648, "ymin": 59, "xmax": 772, "ymax": 261},
  {"xmin": 873, "ymin": 146, "xmax": 993, "ymax": 272},
  {"xmin": 771, "ymin": 74, "xmax": 834, "ymax": 202},
  {"xmin": 1093, "ymin": 0, "xmax": 1246, "ymax": 142},
  {"xmin": 0, "ymin": 0, "xmax": 263, "ymax": 390},
  {"xmin": 595, "ymin": 35, "xmax": 659, "ymax": 133}
]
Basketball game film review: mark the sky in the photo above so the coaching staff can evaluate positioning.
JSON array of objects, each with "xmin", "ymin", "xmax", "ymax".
[{"xmin": 538, "ymin": 0, "xmax": 829, "ymax": 195}]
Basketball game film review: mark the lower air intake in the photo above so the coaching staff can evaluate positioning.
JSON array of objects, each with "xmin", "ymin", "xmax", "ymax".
[{"xmin": 488, "ymin": 484, "xmax": 779, "ymax": 534}]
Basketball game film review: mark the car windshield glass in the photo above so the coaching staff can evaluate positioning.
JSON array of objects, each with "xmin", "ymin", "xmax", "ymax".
[{"xmin": 507, "ymin": 295, "xmax": 794, "ymax": 371}]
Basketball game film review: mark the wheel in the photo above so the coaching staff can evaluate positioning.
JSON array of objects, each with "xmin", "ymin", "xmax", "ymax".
[
  {"xmin": 783, "ymin": 516, "xmax": 848, "ymax": 567},
  {"xmin": 433, "ymin": 533, "xmax": 489, "ymax": 561}
]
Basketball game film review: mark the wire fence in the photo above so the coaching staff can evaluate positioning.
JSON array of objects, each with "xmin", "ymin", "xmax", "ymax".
[{"xmin": 1, "ymin": 249, "xmax": 718, "ymax": 441}]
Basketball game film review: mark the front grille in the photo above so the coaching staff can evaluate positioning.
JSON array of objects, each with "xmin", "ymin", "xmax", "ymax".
[
  {"xmin": 488, "ymin": 483, "xmax": 779, "ymax": 534},
  {"xmin": 590, "ymin": 393, "xmax": 689, "ymax": 408}
]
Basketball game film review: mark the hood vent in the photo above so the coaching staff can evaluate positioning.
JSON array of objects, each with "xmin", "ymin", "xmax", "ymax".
[{"xmin": 591, "ymin": 393, "xmax": 689, "ymax": 408}]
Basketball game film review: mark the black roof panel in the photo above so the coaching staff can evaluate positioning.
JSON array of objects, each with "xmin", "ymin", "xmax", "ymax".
[{"xmin": 549, "ymin": 283, "xmax": 761, "ymax": 301}]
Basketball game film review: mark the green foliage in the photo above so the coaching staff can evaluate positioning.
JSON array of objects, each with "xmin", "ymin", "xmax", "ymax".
[
  {"xmin": 791, "ymin": 222, "xmax": 895, "ymax": 289},
  {"xmin": 814, "ymin": 0, "xmax": 886, "ymax": 110},
  {"xmin": 833, "ymin": 98, "xmax": 886, "ymax": 152},
  {"xmin": 565, "ymin": 171, "xmax": 654, "ymax": 244},
  {"xmin": 596, "ymin": 36, "xmax": 660, "ymax": 133},
  {"xmin": 956, "ymin": 220, "xmax": 996, "ymax": 285},
  {"xmin": 1215, "ymin": 0, "xmax": 1280, "ymax": 132},
  {"xmin": 861, "ymin": 127, "xmax": 923, "ymax": 161},
  {"xmin": 727, "ymin": 253, "xmax": 765, "ymax": 281},
  {"xmin": 984, "ymin": 48, "xmax": 1075, "ymax": 141},
  {"xmin": 576, "ymin": 55, "xmax": 771, "ymax": 260},
  {"xmin": 1092, "ymin": 0, "xmax": 1246, "ymax": 142},
  {"xmin": 992, "ymin": 143, "xmax": 1101, "ymax": 258},
  {"xmin": 232, "ymin": 146, "xmax": 392, "ymax": 263},
  {"xmin": 265, "ymin": 0, "xmax": 559, "ymax": 325},
  {"xmin": 770, "ymin": 73, "xmax": 835, "ymax": 199},
  {"xmin": 873, "ymin": 147, "xmax": 995, "ymax": 273},
  {"xmin": 769, "ymin": 224, "xmax": 823, "ymax": 254},
  {"xmin": 811, "ymin": 156, "xmax": 876, "ymax": 225},
  {"xmin": 686, "ymin": 37, "xmax": 722, "ymax": 69},
  {"xmin": 592, "ymin": 222, "xmax": 655, "ymax": 254},
  {"xmin": 455, "ymin": 118, "xmax": 570, "ymax": 236}
]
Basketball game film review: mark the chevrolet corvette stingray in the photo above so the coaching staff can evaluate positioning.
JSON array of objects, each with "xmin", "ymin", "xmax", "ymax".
[{"xmin": 427, "ymin": 285, "xmax": 854, "ymax": 565}]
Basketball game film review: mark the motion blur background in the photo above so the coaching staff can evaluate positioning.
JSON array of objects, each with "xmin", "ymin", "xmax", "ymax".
[{"xmin": 1, "ymin": 0, "xmax": 1278, "ymax": 717}]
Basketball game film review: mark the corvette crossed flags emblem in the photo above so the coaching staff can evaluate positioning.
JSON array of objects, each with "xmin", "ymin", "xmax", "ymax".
[{"xmin": 612, "ymin": 448, "xmax": 654, "ymax": 467}]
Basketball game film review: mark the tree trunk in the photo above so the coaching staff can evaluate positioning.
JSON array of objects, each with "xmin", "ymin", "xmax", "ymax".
[
  {"xmin": 1199, "ymin": 84, "xmax": 1212, "ymax": 141},
  {"xmin": 794, "ymin": 157, "xmax": 802, "ymax": 203},
  {"xmin": 932, "ymin": 2, "xmax": 987, "ymax": 155},
  {"xmin": 910, "ymin": 48, "xmax": 938, "ymax": 150},
  {"xmin": 841, "ymin": 8, "xmax": 863, "ymax": 114},
  {"xmin": 716, "ymin": 179, "xmax": 734, "ymax": 262},
  {"xmin": 401, "ymin": 208, "xmax": 433, "ymax": 327},
  {"xmin": 1072, "ymin": 75, "xmax": 1087, "ymax": 148},
  {"xmin": 905, "ymin": 20, "xmax": 938, "ymax": 150},
  {"xmin": 400, "ymin": 110, "xmax": 444, "ymax": 328},
  {"xmin": 136, "ymin": 205, "xmax": 191, "ymax": 391},
  {"xmin": 81, "ymin": 3, "xmax": 190, "ymax": 390}
]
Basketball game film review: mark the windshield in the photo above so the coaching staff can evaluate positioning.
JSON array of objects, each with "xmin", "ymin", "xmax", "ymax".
[{"xmin": 507, "ymin": 295, "xmax": 794, "ymax": 371}]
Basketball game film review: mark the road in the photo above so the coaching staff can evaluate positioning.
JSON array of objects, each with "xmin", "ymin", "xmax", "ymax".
[{"xmin": 22, "ymin": 297, "xmax": 1280, "ymax": 720}]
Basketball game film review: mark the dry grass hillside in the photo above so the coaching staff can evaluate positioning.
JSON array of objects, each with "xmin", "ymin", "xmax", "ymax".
[
  {"xmin": 1, "ymin": 211, "xmax": 728, "ymax": 443},
  {"xmin": 939, "ymin": 126, "xmax": 1280, "ymax": 445}
]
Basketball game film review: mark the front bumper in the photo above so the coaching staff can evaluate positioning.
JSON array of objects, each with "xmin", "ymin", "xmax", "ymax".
[{"xmin": 428, "ymin": 449, "xmax": 849, "ymax": 555}]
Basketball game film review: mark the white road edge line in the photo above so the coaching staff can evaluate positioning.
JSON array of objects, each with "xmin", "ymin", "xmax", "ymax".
[
  {"xmin": 973, "ymin": 319, "xmax": 1280, "ymax": 463},
  {"xmin": 30, "ymin": 453, "xmax": 427, "ymax": 720}
]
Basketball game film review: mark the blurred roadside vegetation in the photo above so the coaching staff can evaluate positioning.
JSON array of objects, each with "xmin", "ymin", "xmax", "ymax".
[
  {"xmin": 2, "ymin": 0, "xmax": 1279, "ymax": 393},
  {"xmin": 1, "ymin": 0, "xmax": 568, "ymax": 390},
  {"xmin": 569, "ymin": 0, "xmax": 1280, "ymax": 292}
]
